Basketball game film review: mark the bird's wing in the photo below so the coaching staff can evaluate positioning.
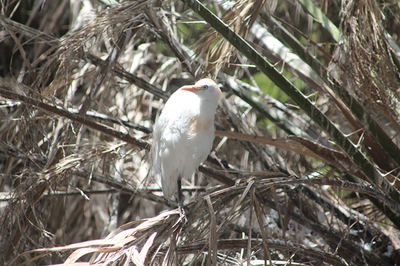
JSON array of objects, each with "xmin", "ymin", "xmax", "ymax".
[
  {"xmin": 151, "ymin": 102, "xmax": 184, "ymax": 172},
  {"xmin": 152, "ymin": 112, "xmax": 186, "ymax": 200}
]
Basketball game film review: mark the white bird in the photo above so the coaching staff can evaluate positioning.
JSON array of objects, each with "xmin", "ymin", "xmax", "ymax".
[{"xmin": 151, "ymin": 78, "xmax": 222, "ymax": 205}]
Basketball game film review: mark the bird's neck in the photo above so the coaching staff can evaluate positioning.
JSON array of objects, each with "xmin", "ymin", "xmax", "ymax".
[{"xmin": 199, "ymin": 100, "xmax": 218, "ymax": 118}]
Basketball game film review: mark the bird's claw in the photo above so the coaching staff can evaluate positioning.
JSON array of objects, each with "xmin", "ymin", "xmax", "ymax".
[{"xmin": 178, "ymin": 203, "xmax": 188, "ymax": 223}]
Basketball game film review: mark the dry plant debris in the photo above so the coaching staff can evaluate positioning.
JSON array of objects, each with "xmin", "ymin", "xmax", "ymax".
[{"xmin": 1, "ymin": 0, "xmax": 400, "ymax": 265}]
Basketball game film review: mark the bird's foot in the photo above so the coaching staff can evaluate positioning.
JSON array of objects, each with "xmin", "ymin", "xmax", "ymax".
[{"xmin": 178, "ymin": 202, "xmax": 188, "ymax": 224}]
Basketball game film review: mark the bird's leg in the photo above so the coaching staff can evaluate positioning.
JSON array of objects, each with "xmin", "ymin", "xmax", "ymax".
[
  {"xmin": 177, "ymin": 177, "xmax": 187, "ymax": 222},
  {"xmin": 177, "ymin": 177, "xmax": 183, "ymax": 206}
]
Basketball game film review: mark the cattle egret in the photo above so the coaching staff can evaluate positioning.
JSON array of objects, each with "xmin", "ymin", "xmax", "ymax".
[{"xmin": 151, "ymin": 78, "xmax": 222, "ymax": 206}]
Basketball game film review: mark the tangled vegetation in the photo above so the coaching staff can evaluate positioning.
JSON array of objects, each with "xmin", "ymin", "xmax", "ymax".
[{"xmin": 1, "ymin": 0, "xmax": 400, "ymax": 265}]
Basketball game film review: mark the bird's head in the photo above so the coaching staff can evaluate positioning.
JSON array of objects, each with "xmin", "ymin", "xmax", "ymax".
[{"xmin": 180, "ymin": 78, "xmax": 222, "ymax": 103}]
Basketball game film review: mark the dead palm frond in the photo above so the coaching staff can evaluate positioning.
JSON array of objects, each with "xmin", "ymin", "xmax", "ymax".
[{"xmin": 1, "ymin": 0, "xmax": 400, "ymax": 265}]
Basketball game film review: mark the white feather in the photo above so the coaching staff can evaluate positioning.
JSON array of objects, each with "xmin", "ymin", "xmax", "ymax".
[{"xmin": 151, "ymin": 79, "xmax": 221, "ymax": 201}]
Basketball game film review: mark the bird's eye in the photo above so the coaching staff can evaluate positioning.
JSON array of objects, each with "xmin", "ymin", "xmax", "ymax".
[{"xmin": 203, "ymin": 85, "xmax": 209, "ymax": 90}]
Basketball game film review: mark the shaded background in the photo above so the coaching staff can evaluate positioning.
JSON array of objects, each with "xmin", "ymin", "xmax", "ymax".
[{"xmin": 1, "ymin": 0, "xmax": 400, "ymax": 264}]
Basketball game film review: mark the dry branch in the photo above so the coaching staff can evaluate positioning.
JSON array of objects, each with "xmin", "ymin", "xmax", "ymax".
[{"xmin": 1, "ymin": 0, "xmax": 400, "ymax": 265}]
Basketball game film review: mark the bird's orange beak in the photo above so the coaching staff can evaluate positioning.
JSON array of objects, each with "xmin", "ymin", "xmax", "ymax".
[{"xmin": 180, "ymin": 85, "xmax": 203, "ymax": 91}]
